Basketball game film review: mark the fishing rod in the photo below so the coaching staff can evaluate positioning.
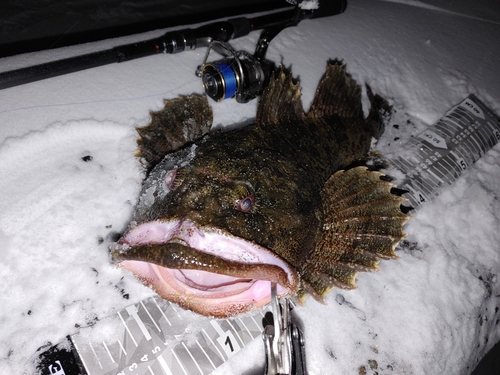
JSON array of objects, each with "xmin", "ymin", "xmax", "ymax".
[{"xmin": 0, "ymin": 0, "xmax": 346, "ymax": 91}]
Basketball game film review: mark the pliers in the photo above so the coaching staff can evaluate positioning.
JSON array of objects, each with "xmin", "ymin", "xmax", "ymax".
[{"xmin": 263, "ymin": 283, "xmax": 307, "ymax": 375}]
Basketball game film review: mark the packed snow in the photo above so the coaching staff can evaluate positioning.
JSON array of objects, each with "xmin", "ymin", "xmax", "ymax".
[{"xmin": 0, "ymin": 0, "xmax": 499, "ymax": 374}]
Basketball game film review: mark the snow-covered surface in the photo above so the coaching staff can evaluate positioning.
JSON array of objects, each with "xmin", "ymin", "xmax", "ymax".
[{"xmin": 1, "ymin": 0, "xmax": 500, "ymax": 373}]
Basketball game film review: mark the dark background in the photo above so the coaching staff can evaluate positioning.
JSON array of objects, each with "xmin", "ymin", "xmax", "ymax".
[{"xmin": 0, "ymin": 0, "xmax": 288, "ymax": 57}]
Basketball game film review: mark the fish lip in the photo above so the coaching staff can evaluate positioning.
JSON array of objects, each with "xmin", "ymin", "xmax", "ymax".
[
  {"xmin": 118, "ymin": 260, "xmax": 289, "ymax": 317},
  {"xmin": 111, "ymin": 219, "xmax": 299, "ymax": 316},
  {"xmin": 176, "ymin": 269, "xmax": 254, "ymax": 292},
  {"xmin": 113, "ymin": 219, "xmax": 298, "ymax": 284}
]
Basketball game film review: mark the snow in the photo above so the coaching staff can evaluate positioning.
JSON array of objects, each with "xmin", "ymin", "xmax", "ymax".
[{"xmin": 1, "ymin": 0, "xmax": 500, "ymax": 374}]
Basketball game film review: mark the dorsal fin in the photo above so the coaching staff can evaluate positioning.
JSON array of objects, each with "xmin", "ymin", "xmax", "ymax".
[
  {"xmin": 136, "ymin": 94, "xmax": 213, "ymax": 169},
  {"xmin": 256, "ymin": 67, "xmax": 304, "ymax": 126},
  {"xmin": 307, "ymin": 61, "xmax": 364, "ymax": 121}
]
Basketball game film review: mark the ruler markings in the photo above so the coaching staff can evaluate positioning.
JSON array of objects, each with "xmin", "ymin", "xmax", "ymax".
[
  {"xmin": 157, "ymin": 354, "xmax": 174, "ymax": 375},
  {"xmin": 418, "ymin": 176, "xmax": 434, "ymax": 198},
  {"xmin": 418, "ymin": 143, "xmax": 434, "ymax": 155},
  {"xmin": 420, "ymin": 169, "xmax": 440, "ymax": 189},
  {"xmin": 440, "ymin": 118, "xmax": 457, "ymax": 134},
  {"xmin": 237, "ymin": 317, "xmax": 253, "ymax": 340},
  {"xmin": 202, "ymin": 328, "xmax": 225, "ymax": 362},
  {"xmin": 458, "ymin": 107, "xmax": 477, "ymax": 124},
  {"xmin": 400, "ymin": 183, "xmax": 422, "ymax": 207},
  {"xmin": 457, "ymin": 142, "xmax": 475, "ymax": 164},
  {"xmin": 152, "ymin": 297, "xmax": 172, "ymax": 327},
  {"xmin": 449, "ymin": 112, "xmax": 467, "ymax": 127},
  {"xmin": 225, "ymin": 320, "xmax": 245, "ymax": 347},
  {"xmin": 248, "ymin": 315, "xmax": 262, "ymax": 334},
  {"xmin": 436, "ymin": 119, "xmax": 455, "ymax": 135},
  {"xmin": 453, "ymin": 106, "xmax": 467, "ymax": 119},
  {"xmin": 450, "ymin": 150, "xmax": 465, "ymax": 163},
  {"xmin": 117, "ymin": 311, "xmax": 138, "ymax": 347},
  {"xmin": 445, "ymin": 115, "xmax": 463, "ymax": 130},
  {"xmin": 456, "ymin": 140, "xmax": 474, "ymax": 164},
  {"xmin": 395, "ymin": 157, "xmax": 415, "ymax": 174},
  {"xmin": 437, "ymin": 156, "xmax": 458, "ymax": 179},
  {"xmin": 426, "ymin": 169, "xmax": 444, "ymax": 185},
  {"xmin": 444, "ymin": 153, "xmax": 463, "ymax": 177},
  {"xmin": 430, "ymin": 159, "xmax": 449, "ymax": 180},
  {"xmin": 475, "ymin": 125, "xmax": 491, "ymax": 151},
  {"xmin": 117, "ymin": 339, "xmax": 127, "ymax": 356},
  {"xmin": 72, "ymin": 340, "xmax": 92, "ymax": 375},
  {"xmin": 196, "ymin": 339, "xmax": 217, "ymax": 370},
  {"xmin": 101, "ymin": 341, "xmax": 115, "ymax": 364},
  {"xmin": 454, "ymin": 115, "xmax": 481, "ymax": 157},
  {"xmin": 442, "ymin": 155, "xmax": 462, "ymax": 180},
  {"xmin": 181, "ymin": 341, "xmax": 205, "ymax": 375},
  {"xmin": 435, "ymin": 122, "xmax": 454, "ymax": 141},
  {"xmin": 209, "ymin": 320, "xmax": 238, "ymax": 358},
  {"xmin": 170, "ymin": 304, "xmax": 183, "ymax": 318},
  {"xmin": 456, "ymin": 105, "xmax": 473, "ymax": 119},
  {"xmin": 126, "ymin": 305, "xmax": 152, "ymax": 341},
  {"xmin": 141, "ymin": 300, "xmax": 162, "ymax": 332},
  {"xmin": 171, "ymin": 348, "xmax": 189, "ymax": 375},
  {"xmin": 467, "ymin": 132, "xmax": 484, "ymax": 157},
  {"xmin": 484, "ymin": 121, "xmax": 500, "ymax": 146},
  {"xmin": 210, "ymin": 320, "xmax": 226, "ymax": 339},
  {"xmin": 465, "ymin": 135, "xmax": 482, "ymax": 157},
  {"xmin": 415, "ymin": 171, "xmax": 435, "ymax": 195},
  {"xmin": 88, "ymin": 342, "xmax": 103, "ymax": 370}
]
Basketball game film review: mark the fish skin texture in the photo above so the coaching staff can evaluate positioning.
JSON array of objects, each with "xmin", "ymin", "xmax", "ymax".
[{"xmin": 111, "ymin": 61, "xmax": 410, "ymax": 316}]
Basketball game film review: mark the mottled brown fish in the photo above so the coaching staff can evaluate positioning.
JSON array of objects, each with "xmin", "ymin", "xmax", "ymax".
[{"xmin": 111, "ymin": 61, "xmax": 410, "ymax": 318}]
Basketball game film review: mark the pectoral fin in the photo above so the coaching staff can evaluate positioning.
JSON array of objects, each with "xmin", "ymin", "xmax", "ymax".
[
  {"xmin": 299, "ymin": 166, "xmax": 410, "ymax": 302},
  {"xmin": 136, "ymin": 94, "xmax": 213, "ymax": 169}
]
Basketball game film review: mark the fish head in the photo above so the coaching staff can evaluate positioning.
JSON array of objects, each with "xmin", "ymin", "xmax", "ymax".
[{"xmin": 111, "ymin": 146, "xmax": 315, "ymax": 317}]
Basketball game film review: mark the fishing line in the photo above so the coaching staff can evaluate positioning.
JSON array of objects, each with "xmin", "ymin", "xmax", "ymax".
[
  {"xmin": 214, "ymin": 62, "xmax": 239, "ymax": 99},
  {"xmin": 379, "ymin": 0, "xmax": 500, "ymax": 25},
  {"xmin": 0, "ymin": 79, "xmax": 201, "ymax": 116}
]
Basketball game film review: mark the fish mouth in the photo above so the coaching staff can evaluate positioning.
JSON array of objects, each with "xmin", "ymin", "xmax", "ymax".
[{"xmin": 111, "ymin": 219, "xmax": 299, "ymax": 317}]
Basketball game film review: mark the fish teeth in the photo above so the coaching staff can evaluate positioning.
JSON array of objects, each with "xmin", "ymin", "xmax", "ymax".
[{"xmin": 169, "ymin": 237, "xmax": 189, "ymax": 247}]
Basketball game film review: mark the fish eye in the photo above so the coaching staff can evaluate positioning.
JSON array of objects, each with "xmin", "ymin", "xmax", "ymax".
[
  {"xmin": 235, "ymin": 195, "xmax": 254, "ymax": 213},
  {"xmin": 164, "ymin": 167, "xmax": 177, "ymax": 190}
]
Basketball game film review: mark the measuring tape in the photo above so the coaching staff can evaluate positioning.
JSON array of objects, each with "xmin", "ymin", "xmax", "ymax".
[
  {"xmin": 73, "ymin": 296, "xmax": 271, "ymax": 375},
  {"xmin": 390, "ymin": 94, "xmax": 500, "ymax": 210},
  {"xmin": 36, "ymin": 94, "xmax": 500, "ymax": 375},
  {"xmin": 38, "ymin": 296, "xmax": 272, "ymax": 375}
]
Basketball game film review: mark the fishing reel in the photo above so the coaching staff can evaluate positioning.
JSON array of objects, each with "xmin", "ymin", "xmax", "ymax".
[
  {"xmin": 196, "ymin": 41, "xmax": 275, "ymax": 103},
  {"xmin": 195, "ymin": 0, "xmax": 347, "ymax": 103}
]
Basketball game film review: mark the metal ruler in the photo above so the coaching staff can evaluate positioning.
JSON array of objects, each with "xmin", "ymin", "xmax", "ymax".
[{"xmin": 390, "ymin": 94, "xmax": 500, "ymax": 210}]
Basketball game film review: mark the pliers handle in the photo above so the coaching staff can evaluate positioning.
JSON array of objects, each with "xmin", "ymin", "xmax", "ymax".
[{"xmin": 263, "ymin": 284, "xmax": 307, "ymax": 375}]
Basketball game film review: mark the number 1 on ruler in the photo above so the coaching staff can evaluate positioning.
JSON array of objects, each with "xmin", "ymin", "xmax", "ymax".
[{"xmin": 210, "ymin": 321, "xmax": 241, "ymax": 358}]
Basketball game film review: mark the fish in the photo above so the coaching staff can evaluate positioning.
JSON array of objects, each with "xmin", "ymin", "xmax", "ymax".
[{"xmin": 110, "ymin": 61, "xmax": 410, "ymax": 318}]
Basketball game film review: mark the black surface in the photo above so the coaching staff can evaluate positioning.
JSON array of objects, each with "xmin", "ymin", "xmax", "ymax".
[
  {"xmin": 36, "ymin": 337, "xmax": 86, "ymax": 375},
  {"xmin": 0, "ymin": 0, "xmax": 287, "ymax": 57},
  {"xmin": 471, "ymin": 340, "xmax": 500, "ymax": 375}
]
